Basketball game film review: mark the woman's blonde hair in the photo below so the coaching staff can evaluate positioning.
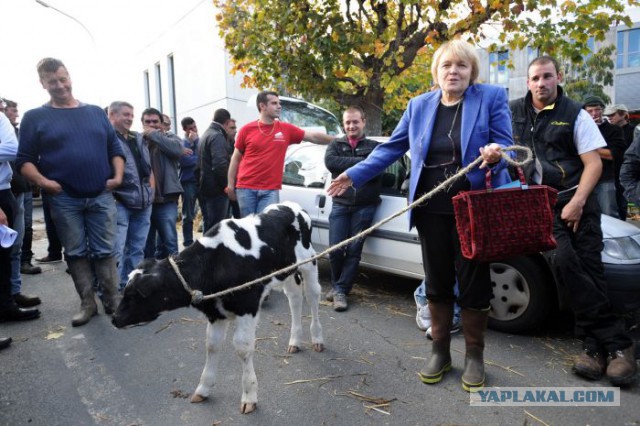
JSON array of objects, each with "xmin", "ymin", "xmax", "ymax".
[{"xmin": 431, "ymin": 40, "xmax": 480, "ymax": 87}]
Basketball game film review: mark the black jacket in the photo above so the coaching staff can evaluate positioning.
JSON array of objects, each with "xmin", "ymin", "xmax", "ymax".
[
  {"xmin": 620, "ymin": 135, "xmax": 640, "ymax": 205},
  {"xmin": 510, "ymin": 87, "xmax": 583, "ymax": 190},
  {"xmin": 197, "ymin": 122, "xmax": 231, "ymax": 197},
  {"xmin": 325, "ymin": 136, "xmax": 381, "ymax": 206},
  {"xmin": 597, "ymin": 120, "xmax": 626, "ymax": 181}
]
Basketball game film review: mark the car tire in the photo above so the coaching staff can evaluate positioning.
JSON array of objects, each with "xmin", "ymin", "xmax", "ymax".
[{"xmin": 488, "ymin": 256, "xmax": 555, "ymax": 334}]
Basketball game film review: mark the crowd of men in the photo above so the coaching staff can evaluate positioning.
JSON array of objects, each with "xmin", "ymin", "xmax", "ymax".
[
  {"xmin": 0, "ymin": 59, "xmax": 240, "ymax": 335},
  {"xmin": 0, "ymin": 58, "xmax": 334, "ymax": 351}
]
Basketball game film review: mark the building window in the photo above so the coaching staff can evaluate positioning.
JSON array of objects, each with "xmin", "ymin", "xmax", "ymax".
[
  {"xmin": 617, "ymin": 28, "xmax": 640, "ymax": 69},
  {"xmin": 586, "ymin": 37, "xmax": 595, "ymax": 61},
  {"xmin": 155, "ymin": 62, "xmax": 163, "ymax": 111},
  {"xmin": 629, "ymin": 29, "xmax": 640, "ymax": 67},
  {"xmin": 527, "ymin": 47, "xmax": 539, "ymax": 65},
  {"xmin": 489, "ymin": 50, "xmax": 509, "ymax": 86},
  {"xmin": 617, "ymin": 31, "xmax": 625, "ymax": 68},
  {"xmin": 143, "ymin": 70, "xmax": 150, "ymax": 108},
  {"xmin": 167, "ymin": 54, "xmax": 177, "ymax": 134}
]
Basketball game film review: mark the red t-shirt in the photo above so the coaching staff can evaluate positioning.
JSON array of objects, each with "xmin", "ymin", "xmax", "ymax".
[{"xmin": 234, "ymin": 120, "xmax": 305, "ymax": 190}]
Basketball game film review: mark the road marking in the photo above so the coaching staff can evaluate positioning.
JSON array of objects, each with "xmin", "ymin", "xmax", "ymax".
[{"xmin": 57, "ymin": 332, "xmax": 142, "ymax": 425}]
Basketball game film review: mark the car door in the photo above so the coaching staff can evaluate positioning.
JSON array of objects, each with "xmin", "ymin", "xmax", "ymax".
[
  {"xmin": 280, "ymin": 143, "xmax": 330, "ymax": 244},
  {"xmin": 359, "ymin": 154, "xmax": 423, "ymax": 278}
]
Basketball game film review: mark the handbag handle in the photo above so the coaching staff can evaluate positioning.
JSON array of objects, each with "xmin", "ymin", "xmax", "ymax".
[{"xmin": 484, "ymin": 167, "xmax": 528, "ymax": 192}]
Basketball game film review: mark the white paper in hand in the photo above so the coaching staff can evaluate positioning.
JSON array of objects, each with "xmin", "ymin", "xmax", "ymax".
[{"xmin": 0, "ymin": 224, "xmax": 18, "ymax": 248}]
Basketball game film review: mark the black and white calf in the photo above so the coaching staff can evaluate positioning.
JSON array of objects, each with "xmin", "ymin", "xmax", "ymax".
[{"xmin": 112, "ymin": 202, "xmax": 324, "ymax": 414}]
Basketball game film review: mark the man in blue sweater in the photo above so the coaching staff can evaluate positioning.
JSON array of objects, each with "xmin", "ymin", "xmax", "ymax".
[
  {"xmin": 179, "ymin": 117, "xmax": 199, "ymax": 246},
  {"xmin": 17, "ymin": 58, "xmax": 125, "ymax": 327}
]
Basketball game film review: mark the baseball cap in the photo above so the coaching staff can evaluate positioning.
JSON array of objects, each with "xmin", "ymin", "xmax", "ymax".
[
  {"xmin": 603, "ymin": 104, "xmax": 629, "ymax": 116},
  {"xmin": 583, "ymin": 95, "xmax": 606, "ymax": 108}
]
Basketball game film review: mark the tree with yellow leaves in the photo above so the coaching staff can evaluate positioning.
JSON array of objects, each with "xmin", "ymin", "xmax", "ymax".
[{"xmin": 215, "ymin": 0, "xmax": 635, "ymax": 135}]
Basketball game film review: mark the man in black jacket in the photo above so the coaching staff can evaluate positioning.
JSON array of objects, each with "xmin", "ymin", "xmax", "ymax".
[
  {"xmin": 324, "ymin": 106, "xmax": 381, "ymax": 311},
  {"xmin": 604, "ymin": 104, "xmax": 636, "ymax": 219},
  {"xmin": 510, "ymin": 56, "xmax": 636, "ymax": 386},
  {"xmin": 620, "ymin": 134, "xmax": 640, "ymax": 211},
  {"xmin": 197, "ymin": 108, "xmax": 233, "ymax": 232},
  {"xmin": 583, "ymin": 96, "xmax": 627, "ymax": 219}
]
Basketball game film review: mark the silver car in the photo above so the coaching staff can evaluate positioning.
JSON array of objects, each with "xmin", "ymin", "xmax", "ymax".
[{"xmin": 280, "ymin": 141, "xmax": 640, "ymax": 333}]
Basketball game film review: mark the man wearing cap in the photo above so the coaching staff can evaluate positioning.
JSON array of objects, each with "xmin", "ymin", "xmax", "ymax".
[
  {"xmin": 604, "ymin": 104, "xmax": 636, "ymax": 219},
  {"xmin": 583, "ymin": 95, "xmax": 626, "ymax": 218}
]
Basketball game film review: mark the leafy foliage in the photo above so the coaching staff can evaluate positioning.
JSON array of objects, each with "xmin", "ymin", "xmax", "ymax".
[
  {"xmin": 214, "ymin": 0, "xmax": 636, "ymax": 135},
  {"xmin": 562, "ymin": 45, "xmax": 615, "ymax": 104}
]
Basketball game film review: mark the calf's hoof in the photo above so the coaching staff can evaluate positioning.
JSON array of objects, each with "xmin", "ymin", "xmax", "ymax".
[
  {"xmin": 287, "ymin": 345, "xmax": 300, "ymax": 353},
  {"xmin": 190, "ymin": 393, "xmax": 207, "ymax": 403},
  {"xmin": 313, "ymin": 343, "xmax": 324, "ymax": 352},
  {"xmin": 240, "ymin": 402, "xmax": 257, "ymax": 414}
]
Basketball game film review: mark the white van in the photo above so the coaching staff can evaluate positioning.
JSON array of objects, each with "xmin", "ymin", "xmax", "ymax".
[{"xmin": 246, "ymin": 94, "xmax": 344, "ymax": 137}]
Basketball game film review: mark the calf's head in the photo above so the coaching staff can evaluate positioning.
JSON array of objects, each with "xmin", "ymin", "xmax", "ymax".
[{"xmin": 112, "ymin": 258, "xmax": 191, "ymax": 328}]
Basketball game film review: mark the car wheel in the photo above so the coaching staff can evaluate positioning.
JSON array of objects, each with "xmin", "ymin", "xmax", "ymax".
[{"xmin": 488, "ymin": 256, "xmax": 554, "ymax": 333}]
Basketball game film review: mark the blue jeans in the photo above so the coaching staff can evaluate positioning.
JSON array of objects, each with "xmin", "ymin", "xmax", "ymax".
[
  {"xmin": 45, "ymin": 190, "xmax": 117, "ymax": 260},
  {"xmin": 415, "ymin": 279, "xmax": 461, "ymax": 321},
  {"xmin": 42, "ymin": 194, "xmax": 63, "ymax": 258},
  {"xmin": 9, "ymin": 193, "xmax": 25, "ymax": 295},
  {"xmin": 593, "ymin": 180, "xmax": 619, "ymax": 219},
  {"xmin": 181, "ymin": 181, "xmax": 198, "ymax": 246},
  {"xmin": 202, "ymin": 194, "xmax": 229, "ymax": 233},
  {"xmin": 0, "ymin": 190, "xmax": 17, "ymax": 310},
  {"xmin": 21, "ymin": 191, "xmax": 34, "ymax": 263},
  {"xmin": 144, "ymin": 201, "xmax": 178, "ymax": 259},
  {"xmin": 115, "ymin": 203, "xmax": 152, "ymax": 291},
  {"xmin": 328, "ymin": 203, "xmax": 377, "ymax": 295},
  {"xmin": 236, "ymin": 188, "xmax": 279, "ymax": 218}
]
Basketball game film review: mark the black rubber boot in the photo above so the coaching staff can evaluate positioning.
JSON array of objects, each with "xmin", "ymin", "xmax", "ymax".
[
  {"xmin": 93, "ymin": 257, "xmax": 122, "ymax": 315},
  {"xmin": 419, "ymin": 303, "xmax": 453, "ymax": 384},
  {"xmin": 461, "ymin": 308, "xmax": 489, "ymax": 392},
  {"xmin": 67, "ymin": 258, "xmax": 98, "ymax": 327}
]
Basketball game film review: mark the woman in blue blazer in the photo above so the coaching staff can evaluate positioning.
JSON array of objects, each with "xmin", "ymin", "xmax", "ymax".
[{"xmin": 328, "ymin": 40, "xmax": 514, "ymax": 392}]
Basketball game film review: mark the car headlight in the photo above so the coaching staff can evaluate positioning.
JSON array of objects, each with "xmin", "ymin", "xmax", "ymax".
[{"xmin": 602, "ymin": 236, "xmax": 640, "ymax": 262}]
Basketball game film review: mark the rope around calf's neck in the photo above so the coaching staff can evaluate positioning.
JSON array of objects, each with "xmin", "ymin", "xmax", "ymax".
[{"xmin": 195, "ymin": 145, "xmax": 533, "ymax": 301}]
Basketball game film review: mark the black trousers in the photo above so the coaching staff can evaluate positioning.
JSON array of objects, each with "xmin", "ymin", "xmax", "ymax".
[
  {"xmin": 414, "ymin": 212, "xmax": 492, "ymax": 310},
  {"xmin": 553, "ymin": 192, "xmax": 632, "ymax": 353},
  {"xmin": 0, "ymin": 189, "xmax": 17, "ymax": 311}
]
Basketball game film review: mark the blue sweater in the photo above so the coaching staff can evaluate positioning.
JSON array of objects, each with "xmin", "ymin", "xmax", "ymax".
[
  {"xmin": 17, "ymin": 104, "xmax": 124, "ymax": 198},
  {"xmin": 179, "ymin": 137, "xmax": 198, "ymax": 184}
]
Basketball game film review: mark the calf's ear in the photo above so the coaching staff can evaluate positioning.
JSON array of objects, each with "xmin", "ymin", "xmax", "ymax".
[
  {"xmin": 135, "ymin": 284, "xmax": 150, "ymax": 298},
  {"xmin": 136, "ymin": 258, "xmax": 158, "ymax": 271}
]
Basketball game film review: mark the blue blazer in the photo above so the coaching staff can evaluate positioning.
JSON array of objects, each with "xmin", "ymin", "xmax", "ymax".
[{"xmin": 347, "ymin": 83, "xmax": 514, "ymax": 228}]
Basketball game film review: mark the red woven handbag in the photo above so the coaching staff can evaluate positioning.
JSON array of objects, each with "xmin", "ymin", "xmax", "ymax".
[{"xmin": 452, "ymin": 168, "xmax": 558, "ymax": 262}]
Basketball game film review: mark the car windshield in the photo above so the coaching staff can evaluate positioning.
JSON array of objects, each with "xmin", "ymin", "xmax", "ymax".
[{"xmin": 280, "ymin": 100, "xmax": 343, "ymax": 136}]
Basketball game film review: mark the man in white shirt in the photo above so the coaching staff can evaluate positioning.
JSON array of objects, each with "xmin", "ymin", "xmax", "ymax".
[{"xmin": 509, "ymin": 56, "xmax": 636, "ymax": 386}]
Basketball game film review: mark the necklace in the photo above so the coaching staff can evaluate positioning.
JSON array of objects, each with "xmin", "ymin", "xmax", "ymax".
[
  {"xmin": 257, "ymin": 119, "xmax": 277, "ymax": 136},
  {"xmin": 447, "ymin": 99, "xmax": 462, "ymax": 139},
  {"xmin": 440, "ymin": 97, "xmax": 463, "ymax": 107}
]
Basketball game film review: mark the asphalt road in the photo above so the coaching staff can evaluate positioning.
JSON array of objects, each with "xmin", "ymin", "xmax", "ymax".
[{"xmin": 0, "ymin": 204, "xmax": 638, "ymax": 426}]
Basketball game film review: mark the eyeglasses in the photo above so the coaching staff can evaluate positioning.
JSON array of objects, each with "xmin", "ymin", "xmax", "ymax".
[
  {"xmin": 423, "ymin": 132, "xmax": 457, "ymax": 169},
  {"xmin": 144, "ymin": 119, "xmax": 160, "ymax": 124},
  {"xmin": 163, "ymin": 122, "xmax": 170, "ymax": 126},
  {"xmin": 423, "ymin": 100, "xmax": 461, "ymax": 169}
]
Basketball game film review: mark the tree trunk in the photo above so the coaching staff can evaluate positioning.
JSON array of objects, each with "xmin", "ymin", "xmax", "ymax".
[{"xmin": 362, "ymin": 89, "xmax": 384, "ymax": 137}]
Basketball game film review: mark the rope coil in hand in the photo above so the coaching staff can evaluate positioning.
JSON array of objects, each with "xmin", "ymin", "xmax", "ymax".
[{"xmin": 190, "ymin": 145, "xmax": 533, "ymax": 301}]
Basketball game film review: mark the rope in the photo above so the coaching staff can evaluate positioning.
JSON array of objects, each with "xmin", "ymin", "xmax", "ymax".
[
  {"xmin": 169, "ymin": 255, "xmax": 203, "ymax": 304},
  {"xmin": 188, "ymin": 145, "xmax": 533, "ymax": 302}
]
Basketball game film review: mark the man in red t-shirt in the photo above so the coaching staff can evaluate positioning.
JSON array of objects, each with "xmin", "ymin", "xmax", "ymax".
[{"xmin": 227, "ymin": 91, "xmax": 334, "ymax": 217}]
